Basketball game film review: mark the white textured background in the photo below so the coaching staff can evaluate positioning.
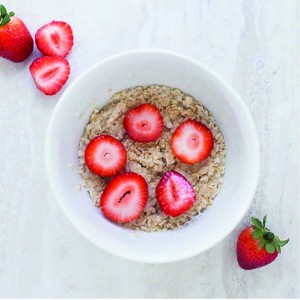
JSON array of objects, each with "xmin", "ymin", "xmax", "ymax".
[{"xmin": 0, "ymin": 0, "xmax": 299, "ymax": 298}]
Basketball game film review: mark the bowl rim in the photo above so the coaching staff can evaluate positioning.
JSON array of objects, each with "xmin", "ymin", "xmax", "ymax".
[{"xmin": 45, "ymin": 49, "xmax": 260, "ymax": 263}]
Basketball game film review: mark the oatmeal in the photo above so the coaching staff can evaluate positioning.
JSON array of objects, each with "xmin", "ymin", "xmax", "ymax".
[{"xmin": 78, "ymin": 85, "xmax": 226, "ymax": 232}]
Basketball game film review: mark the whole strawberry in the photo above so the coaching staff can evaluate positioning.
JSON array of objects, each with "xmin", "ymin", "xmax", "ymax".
[
  {"xmin": 0, "ymin": 4, "xmax": 33, "ymax": 62},
  {"xmin": 237, "ymin": 216, "xmax": 289, "ymax": 270}
]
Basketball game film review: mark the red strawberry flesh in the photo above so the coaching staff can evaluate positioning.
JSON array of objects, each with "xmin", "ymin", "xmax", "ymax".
[
  {"xmin": 171, "ymin": 119, "xmax": 214, "ymax": 164},
  {"xmin": 156, "ymin": 171, "xmax": 196, "ymax": 217},
  {"xmin": 123, "ymin": 103, "xmax": 164, "ymax": 142},
  {"xmin": 29, "ymin": 56, "xmax": 70, "ymax": 95},
  {"xmin": 237, "ymin": 226, "xmax": 278, "ymax": 270},
  {"xmin": 35, "ymin": 21, "xmax": 73, "ymax": 57},
  {"xmin": 84, "ymin": 135, "xmax": 127, "ymax": 177},
  {"xmin": 100, "ymin": 172, "xmax": 148, "ymax": 223},
  {"xmin": 0, "ymin": 16, "xmax": 33, "ymax": 62}
]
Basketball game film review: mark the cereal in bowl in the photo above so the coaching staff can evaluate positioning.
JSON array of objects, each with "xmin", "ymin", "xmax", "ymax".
[{"xmin": 78, "ymin": 85, "xmax": 226, "ymax": 232}]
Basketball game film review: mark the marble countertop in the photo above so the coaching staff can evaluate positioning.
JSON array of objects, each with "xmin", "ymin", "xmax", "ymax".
[{"xmin": 0, "ymin": 0, "xmax": 299, "ymax": 298}]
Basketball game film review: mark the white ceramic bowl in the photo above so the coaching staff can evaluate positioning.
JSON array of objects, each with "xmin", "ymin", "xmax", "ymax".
[{"xmin": 45, "ymin": 49, "xmax": 260, "ymax": 263}]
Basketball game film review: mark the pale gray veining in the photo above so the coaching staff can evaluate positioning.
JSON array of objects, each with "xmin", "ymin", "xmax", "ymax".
[{"xmin": 0, "ymin": 0, "xmax": 299, "ymax": 298}]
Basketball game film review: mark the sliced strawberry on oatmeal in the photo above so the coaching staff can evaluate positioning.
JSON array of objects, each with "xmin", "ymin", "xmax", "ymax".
[
  {"xmin": 84, "ymin": 135, "xmax": 127, "ymax": 177},
  {"xmin": 123, "ymin": 103, "xmax": 164, "ymax": 142},
  {"xmin": 156, "ymin": 171, "xmax": 196, "ymax": 217},
  {"xmin": 100, "ymin": 172, "xmax": 148, "ymax": 223},
  {"xmin": 171, "ymin": 119, "xmax": 214, "ymax": 164}
]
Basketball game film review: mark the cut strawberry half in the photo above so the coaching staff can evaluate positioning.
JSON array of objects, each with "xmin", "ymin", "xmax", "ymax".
[
  {"xmin": 100, "ymin": 172, "xmax": 148, "ymax": 223},
  {"xmin": 84, "ymin": 135, "xmax": 127, "ymax": 177},
  {"xmin": 35, "ymin": 21, "xmax": 73, "ymax": 57},
  {"xmin": 123, "ymin": 103, "xmax": 164, "ymax": 142},
  {"xmin": 156, "ymin": 171, "xmax": 196, "ymax": 217},
  {"xmin": 171, "ymin": 119, "xmax": 214, "ymax": 164},
  {"xmin": 29, "ymin": 56, "xmax": 70, "ymax": 95}
]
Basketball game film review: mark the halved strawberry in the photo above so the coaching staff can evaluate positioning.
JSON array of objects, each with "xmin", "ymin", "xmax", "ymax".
[
  {"xmin": 29, "ymin": 56, "xmax": 70, "ymax": 95},
  {"xmin": 100, "ymin": 172, "xmax": 148, "ymax": 223},
  {"xmin": 171, "ymin": 119, "xmax": 214, "ymax": 164},
  {"xmin": 84, "ymin": 135, "xmax": 127, "ymax": 177},
  {"xmin": 123, "ymin": 103, "xmax": 164, "ymax": 142},
  {"xmin": 156, "ymin": 171, "xmax": 196, "ymax": 217},
  {"xmin": 35, "ymin": 21, "xmax": 73, "ymax": 57}
]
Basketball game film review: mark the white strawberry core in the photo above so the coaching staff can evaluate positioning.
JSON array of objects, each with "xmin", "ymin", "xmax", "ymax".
[
  {"xmin": 164, "ymin": 175, "xmax": 194, "ymax": 207},
  {"xmin": 137, "ymin": 120, "xmax": 151, "ymax": 131},
  {"xmin": 173, "ymin": 125, "xmax": 203, "ymax": 160},
  {"xmin": 134, "ymin": 114, "xmax": 154, "ymax": 133},
  {"xmin": 187, "ymin": 133, "xmax": 200, "ymax": 148},
  {"xmin": 94, "ymin": 142, "xmax": 120, "ymax": 169},
  {"xmin": 43, "ymin": 24, "xmax": 65, "ymax": 55},
  {"xmin": 102, "ymin": 149, "xmax": 111, "ymax": 159},
  {"xmin": 35, "ymin": 61, "xmax": 64, "ymax": 83},
  {"xmin": 105, "ymin": 182, "xmax": 143, "ymax": 219}
]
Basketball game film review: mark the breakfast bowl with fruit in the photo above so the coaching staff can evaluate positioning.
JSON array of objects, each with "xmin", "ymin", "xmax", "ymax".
[{"xmin": 45, "ymin": 49, "xmax": 260, "ymax": 263}]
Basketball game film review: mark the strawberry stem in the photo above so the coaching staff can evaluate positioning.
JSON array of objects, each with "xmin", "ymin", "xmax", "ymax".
[
  {"xmin": 0, "ymin": 4, "xmax": 14, "ymax": 26},
  {"xmin": 251, "ymin": 215, "xmax": 289, "ymax": 254},
  {"xmin": 264, "ymin": 232, "xmax": 275, "ymax": 241}
]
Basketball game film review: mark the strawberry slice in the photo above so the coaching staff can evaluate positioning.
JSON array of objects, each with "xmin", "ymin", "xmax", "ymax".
[
  {"xmin": 123, "ymin": 103, "xmax": 164, "ymax": 142},
  {"xmin": 29, "ymin": 56, "xmax": 70, "ymax": 95},
  {"xmin": 35, "ymin": 21, "xmax": 73, "ymax": 57},
  {"xmin": 156, "ymin": 171, "xmax": 196, "ymax": 217},
  {"xmin": 100, "ymin": 172, "xmax": 148, "ymax": 223},
  {"xmin": 84, "ymin": 135, "xmax": 127, "ymax": 177},
  {"xmin": 171, "ymin": 119, "xmax": 214, "ymax": 164}
]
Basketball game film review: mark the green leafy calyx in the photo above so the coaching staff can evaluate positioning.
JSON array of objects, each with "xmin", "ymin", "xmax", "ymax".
[
  {"xmin": 0, "ymin": 4, "xmax": 14, "ymax": 27},
  {"xmin": 251, "ymin": 216, "xmax": 289, "ymax": 254}
]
